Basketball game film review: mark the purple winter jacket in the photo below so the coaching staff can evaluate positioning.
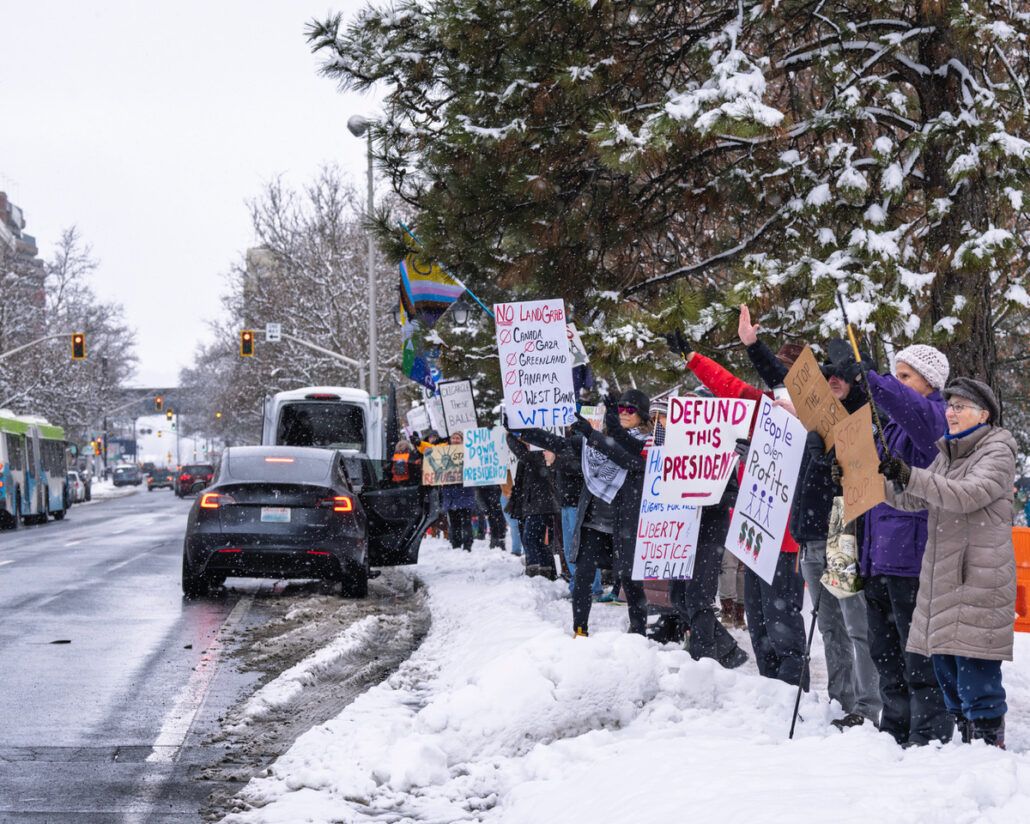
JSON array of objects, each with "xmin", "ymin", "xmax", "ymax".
[{"xmin": 860, "ymin": 371, "xmax": 948, "ymax": 577}]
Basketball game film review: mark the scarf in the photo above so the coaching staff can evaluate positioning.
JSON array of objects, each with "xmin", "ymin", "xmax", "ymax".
[{"xmin": 580, "ymin": 426, "xmax": 648, "ymax": 504}]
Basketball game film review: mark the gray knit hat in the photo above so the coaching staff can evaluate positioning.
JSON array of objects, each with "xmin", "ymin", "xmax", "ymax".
[
  {"xmin": 895, "ymin": 344, "xmax": 950, "ymax": 391},
  {"xmin": 942, "ymin": 377, "xmax": 1000, "ymax": 424}
]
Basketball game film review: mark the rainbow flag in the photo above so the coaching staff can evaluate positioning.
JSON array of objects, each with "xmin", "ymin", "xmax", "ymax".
[{"xmin": 399, "ymin": 253, "xmax": 466, "ymax": 328}]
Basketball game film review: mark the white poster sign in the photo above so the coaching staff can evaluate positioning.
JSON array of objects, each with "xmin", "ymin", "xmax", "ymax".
[
  {"xmin": 633, "ymin": 447, "xmax": 703, "ymax": 580},
  {"xmin": 265, "ymin": 322, "xmax": 282, "ymax": 343},
  {"xmin": 566, "ymin": 323, "xmax": 589, "ymax": 367},
  {"xmin": 462, "ymin": 426, "xmax": 510, "ymax": 487},
  {"xmin": 439, "ymin": 380, "xmax": 478, "ymax": 433},
  {"xmin": 659, "ymin": 396, "xmax": 755, "ymax": 506},
  {"xmin": 406, "ymin": 405, "xmax": 431, "ymax": 434},
  {"xmin": 426, "ymin": 394, "xmax": 447, "ymax": 436},
  {"xmin": 494, "ymin": 298, "xmax": 576, "ymax": 429},
  {"xmin": 725, "ymin": 397, "xmax": 806, "ymax": 584}
]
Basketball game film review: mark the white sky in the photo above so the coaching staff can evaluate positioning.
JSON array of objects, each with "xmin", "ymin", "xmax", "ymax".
[{"xmin": 0, "ymin": 0, "xmax": 376, "ymax": 386}]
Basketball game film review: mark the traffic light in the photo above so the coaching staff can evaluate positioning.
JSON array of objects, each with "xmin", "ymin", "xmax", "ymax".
[
  {"xmin": 240, "ymin": 330, "xmax": 255, "ymax": 357},
  {"xmin": 155, "ymin": 395, "xmax": 163, "ymax": 412},
  {"xmin": 166, "ymin": 409, "xmax": 173, "ymax": 421},
  {"xmin": 215, "ymin": 411, "xmax": 222, "ymax": 420},
  {"xmin": 71, "ymin": 333, "xmax": 86, "ymax": 360}
]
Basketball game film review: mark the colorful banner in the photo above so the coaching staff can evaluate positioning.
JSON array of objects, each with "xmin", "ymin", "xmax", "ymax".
[
  {"xmin": 439, "ymin": 380, "xmax": 478, "ymax": 433},
  {"xmin": 658, "ymin": 396, "xmax": 755, "ymax": 506},
  {"xmin": 399, "ymin": 253, "xmax": 465, "ymax": 328},
  {"xmin": 422, "ymin": 444, "xmax": 464, "ymax": 486},
  {"xmin": 725, "ymin": 397, "xmax": 806, "ymax": 584},
  {"xmin": 462, "ymin": 427, "xmax": 510, "ymax": 487},
  {"xmin": 494, "ymin": 298, "xmax": 576, "ymax": 429},
  {"xmin": 632, "ymin": 447, "xmax": 702, "ymax": 580}
]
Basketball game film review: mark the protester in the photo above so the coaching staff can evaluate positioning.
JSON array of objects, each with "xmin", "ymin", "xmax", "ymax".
[
  {"xmin": 499, "ymin": 470, "xmax": 523, "ymax": 556},
  {"xmin": 505, "ymin": 433, "xmax": 561, "ymax": 578},
  {"xmin": 391, "ymin": 438, "xmax": 421, "ymax": 485},
  {"xmin": 512, "ymin": 389, "xmax": 650, "ymax": 636},
  {"xmin": 440, "ymin": 433, "xmax": 477, "ymax": 552},
  {"xmin": 718, "ymin": 554, "xmax": 746, "ymax": 629},
  {"xmin": 554, "ymin": 433, "xmax": 601, "ymax": 597},
  {"xmin": 667, "ymin": 329, "xmax": 808, "ymax": 688},
  {"xmin": 880, "ymin": 377, "xmax": 1017, "ymax": 748},
  {"xmin": 738, "ymin": 306, "xmax": 881, "ymax": 730},
  {"xmin": 475, "ymin": 484, "xmax": 508, "ymax": 549}
]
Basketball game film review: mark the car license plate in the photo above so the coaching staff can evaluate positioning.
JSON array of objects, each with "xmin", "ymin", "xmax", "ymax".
[{"xmin": 260, "ymin": 507, "xmax": 291, "ymax": 523}]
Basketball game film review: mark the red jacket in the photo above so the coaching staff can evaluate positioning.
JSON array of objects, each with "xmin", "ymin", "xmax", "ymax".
[{"xmin": 686, "ymin": 353, "xmax": 799, "ymax": 554}]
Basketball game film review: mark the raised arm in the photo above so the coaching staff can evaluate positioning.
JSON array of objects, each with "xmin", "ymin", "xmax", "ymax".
[
  {"xmin": 505, "ymin": 432, "xmax": 530, "ymax": 461},
  {"xmin": 866, "ymin": 371, "xmax": 947, "ymax": 462},
  {"xmin": 738, "ymin": 304, "xmax": 789, "ymax": 389},
  {"xmin": 584, "ymin": 428, "xmax": 645, "ymax": 471},
  {"xmin": 686, "ymin": 353, "xmax": 765, "ymax": 403},
  {"xmin": 515, "ymin": 427, "xmax": 577, "ymax": 454}
]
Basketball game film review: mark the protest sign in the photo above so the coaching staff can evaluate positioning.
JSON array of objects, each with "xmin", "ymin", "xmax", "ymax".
[
  {"xmin": 426, "ymin": 394, "xmax": 448, "ymax": 436},
  {"xmin": 832, "ymin": 404, "xmax": 885, "ymax": 523},
  {"xmin": 578, "ymin": 405, "xmax": 605, "ymax": 431},
  {"xmin": 632, "ymin": 447, "xmax": 702, "ymax": 580},
  {"xmin": 422, "ymin": 444, "xmax": 464, "ymax": 486},
  {"xmin": 439, "ymin": 380, "xmax": 478, "ymax": 433},
  {"xmin": 462, "ymin": 426, "xmax": 509, "ymax": 487},
  {"xmin": 658, "ymin": 396, "xmax": 755, "ymax": 506},
  {"xmin": 725, "ymin": 397, "xmax": 806, "ymax": 583},
  {"xmin": 785, "ymin": 346, "xmax": 848, "ymax": 451},
  {"xmin": 406, "ymin": 405, "xmax": 430, "ymax": 434},
  {"xmin": 494, "ymin": 298, "xmax": 576, "ymax": 429},
  {"xmin": 566, "ymin": 323, "xmax": 589, "ymax": 367}
]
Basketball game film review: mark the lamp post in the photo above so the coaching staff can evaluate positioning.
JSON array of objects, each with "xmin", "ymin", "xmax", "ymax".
[{"xmin": 347, "ymin": 114, "xmax": 378, "ymax": 397}]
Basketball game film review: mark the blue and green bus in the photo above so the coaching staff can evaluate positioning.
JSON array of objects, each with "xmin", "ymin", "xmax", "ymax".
[{"xmin": 0, "ymin": 412, "xmax": 68, "ymax": 528}]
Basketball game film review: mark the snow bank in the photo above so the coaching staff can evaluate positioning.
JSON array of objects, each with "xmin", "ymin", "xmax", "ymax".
[
  {"xmin": 222, "ymin": 540, "xmax": 1030, "ymax": 824},
  {"xmin": 83, "ymin": 478, "xmax": 139, "ymax": 502}
]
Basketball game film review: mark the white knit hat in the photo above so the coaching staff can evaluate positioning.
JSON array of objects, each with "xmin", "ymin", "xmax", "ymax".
[{"xmin": 894, "ymin": 344, "xmax": 950, "ymax": 390}]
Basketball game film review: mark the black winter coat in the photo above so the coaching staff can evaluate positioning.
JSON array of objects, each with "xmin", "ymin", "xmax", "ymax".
[{"xmin": 505, "ymin": 434, "xmax": 560, "ymax": 519}]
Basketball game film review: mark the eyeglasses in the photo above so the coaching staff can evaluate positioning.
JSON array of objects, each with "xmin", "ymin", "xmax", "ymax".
[
  {"xmin": 946, "ymin": 402, "xmax": 982, "ymax": 414},
  {"xmin": 617, "ymin": 405, "xmax": 638, "ymax": 415}
]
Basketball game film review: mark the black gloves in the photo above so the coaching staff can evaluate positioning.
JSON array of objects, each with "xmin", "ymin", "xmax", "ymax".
[
  {"xmin": 570, "ymin": 415, "xmax": 594, "ymax": 437},
  {"xmin": 664, "ymin": 329, "xmax": 693, "ymax": 359},
  {"xmin": 734, "ymin": 438, "xmax": 750, "ymax": 462},
  {"xmin": 878, "ymin": 455, "xmax": 911, "ymax": 487},
  {"xmin": 830, "ymin": 459, "xmax": 844, "ymax": 487}
]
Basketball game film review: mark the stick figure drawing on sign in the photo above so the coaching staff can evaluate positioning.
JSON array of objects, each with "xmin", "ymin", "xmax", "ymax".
[
  {"xmin": 744, "ymin": 482, "xmax": 759, "ymax": 515},
  {"xmin": 762, "ymin": 491, "xmax": 773, "ymax": 528}
]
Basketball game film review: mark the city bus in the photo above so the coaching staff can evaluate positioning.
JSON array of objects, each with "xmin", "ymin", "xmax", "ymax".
[{"xmin": 0, "ymin": 411, "xmax": 68, "ymax": 528}]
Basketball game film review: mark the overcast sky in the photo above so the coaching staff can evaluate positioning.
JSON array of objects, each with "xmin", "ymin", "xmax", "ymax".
[{"xmin": 0, "ymin": 0, "xmax": 376, "ymax": 386}]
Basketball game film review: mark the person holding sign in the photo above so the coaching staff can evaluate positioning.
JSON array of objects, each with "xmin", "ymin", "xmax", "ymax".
[
  {"xmin": 667, "ymin": 329, "xmax": 807, "ymax": 688},
  {"xmin": 440, "ymin": 433, "xmax": 476, "ymax": 552},
  {"xmin": 505, "ymin": 432, "xmax": 561, "ymax": 578},
  {"xmin": 880, "ymin": 378, "xmax": 1017, "ymax": 749},
  {"xmin": 511, "ymin": 389, "xmax": 651, "ymax": 637}
]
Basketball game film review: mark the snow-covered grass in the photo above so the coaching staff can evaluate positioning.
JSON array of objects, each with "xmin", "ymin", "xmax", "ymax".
[
  {"xmin": 81, "ymin": 478, "xmax": 140, "ymax": 502},
  {"xmin": 222, "ymin": 539, "xmax": 1030, "ymax": 824}
]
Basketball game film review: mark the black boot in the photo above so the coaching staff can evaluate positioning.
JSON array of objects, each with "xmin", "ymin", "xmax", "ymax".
[
  {"xmin": 970, "ymin": 715, "xmax": 1005, "ymax": 749},
  {"xmin": 717, "ymin": 645, "xmax": 749, "ymax": 670},
  {"xmin": 952, "ymin": 712, "xmax": 972, "ymax": 744}
]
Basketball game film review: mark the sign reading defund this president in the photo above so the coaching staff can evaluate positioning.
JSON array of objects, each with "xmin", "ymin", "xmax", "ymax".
[
  {"xmin": 725, "ymin": 397, "xmax": 806, "ymax": 584},
  {"xmin": 658, "ymin": 396, "xmax": 755, "ymax": 506},
  {"xmin": 632, "ymin": 447, "xmax": 703, "ymax": 580},
  {"xmin": 494, "ymin": 299, "xmax": 576, "ymax": 429}
]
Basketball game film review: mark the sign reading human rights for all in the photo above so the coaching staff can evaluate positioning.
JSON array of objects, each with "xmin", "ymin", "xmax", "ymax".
[
  {"xmin": 632, "ymin": 447, "xmax": 702, "ymax": 580},
  {"xmin": 658, "ymin": 396, "xmax": 755, "ymax": 506},
  {"xmin": 462, "ymin": 426, "xmax": 509, "ymax": 487},
  {"xmin": 494, "ymin": 299, "xmax": 576, "ymax": 429},
  {"xmin": 725, "ymin": 397, "xmax": 806, "ymax": 583}
]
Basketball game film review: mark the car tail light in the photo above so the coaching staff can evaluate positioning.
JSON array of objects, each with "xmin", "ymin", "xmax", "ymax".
[
  {"xmin": 306, "ymin": 550, "xmax": 332, "ymax": 556},
  {"xmin": 305, "ymin": 393, "xmax": 340, "ymax": 400},
  {"xmin": 200, "ymin": 492, "xmax": 235, "ymax": 509},
  {"xmin": 217, "ymin": 547, "xmax": 242, "ymax": 553},
  {"xmin": 180, "ymin": 473, "xmax": 190, "ymax": 482},
  {"xmin": 320, "ymin": 495, "xmax": 354, "ymax": 513}
]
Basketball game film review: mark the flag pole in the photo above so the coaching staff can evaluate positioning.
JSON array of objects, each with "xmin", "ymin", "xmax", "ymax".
[{"xmin": 399, "ymin": 221, "xmax": 495, "ymax": 319}]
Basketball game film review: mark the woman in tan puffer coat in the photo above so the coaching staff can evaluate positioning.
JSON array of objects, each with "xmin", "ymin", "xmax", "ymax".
[{"xmin": 879, "ymin": 377, "xmax": 1017, "ymax": 748}]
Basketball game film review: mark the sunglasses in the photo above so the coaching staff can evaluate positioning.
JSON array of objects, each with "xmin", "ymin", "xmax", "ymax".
[{"xmin": 617, "ymin": 405, "xmax": 638, "ymax": 415}]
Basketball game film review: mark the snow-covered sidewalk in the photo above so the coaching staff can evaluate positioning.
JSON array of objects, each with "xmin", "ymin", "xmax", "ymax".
[
  {"xmin": 81, "ymin": 478, "xmax": 140, "ymax": 503},
  {"xmin": 223, "ymin": 538, "xmax": 1030, "ymax": 824}
]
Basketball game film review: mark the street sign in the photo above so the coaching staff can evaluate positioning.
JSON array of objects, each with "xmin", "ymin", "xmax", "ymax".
[{"xmin": 266, "ymin": 323, "xmax": 282, "ymax": 343}]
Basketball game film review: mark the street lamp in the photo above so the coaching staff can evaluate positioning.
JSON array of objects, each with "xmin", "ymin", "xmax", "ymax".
[
  {"xmin": 451, "ymin": 304, "xmax": 470, "ymax": 325},
  {"xmin": 347, "ymin": 114, "xmax": 378, "ymax": 396}
]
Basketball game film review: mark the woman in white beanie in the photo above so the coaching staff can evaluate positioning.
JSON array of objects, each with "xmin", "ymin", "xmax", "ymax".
[{"xmin": 858, "ymin": 343, "xmax": 955, "ymax": 746}]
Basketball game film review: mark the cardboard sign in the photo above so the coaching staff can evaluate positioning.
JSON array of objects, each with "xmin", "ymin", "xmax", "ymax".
[
  {"xmin": 406, "ymin": 405, "xmax": 430, "ymax": 434},
  {"xmin": 439, "ymin": 380, "xmax": 478, "ymax": 433},
  {"xmin": 632, "ymin": 447, "xmax": 702, "ymax": 580},
  {"xmin": 659, "ymin": 396, "xmax": 755, "ymax": 506},
  {"xmin": 494, "ymin": 298, "xmax": 576, "ymax": 429},
  {"xmin": 462, "ymin": 427, "xmax": 509, "ymax": 487},
  {"xmin": 784, "ymin": 346, "xmax": 848, "ymax": 451},
  {"xmin": 832, "ymin": 404, "xmax": 886, "ymax": 523},
  {"xmin": 566, "ymin": 323, "xmax": 589, "ymax": 367},
  {"xmin": 725, "ymin": 397, "xmax": 807, "ymax": 583},
  {"xmin": 426, "ymin": 394, "xmax": 448, "ymax": 436},
  {"xmin": 422, "ymin": 444, "xmax": 464, "ymax": 486}
]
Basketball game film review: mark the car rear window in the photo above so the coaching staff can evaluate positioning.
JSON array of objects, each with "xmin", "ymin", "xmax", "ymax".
[
  {"xmin": 276, "ymin": 402, "xmax": 364, "ymax": 450},
  {"xmin": 183, "ymin": 465, "xmax": 213, "ymax": 474},
  {"xmin": 226, "ymin": 454, "xmax": 331, "ymax": 483}
]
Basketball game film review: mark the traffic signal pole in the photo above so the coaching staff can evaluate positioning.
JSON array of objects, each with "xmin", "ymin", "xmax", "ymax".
[{"xmin": 0, "ymin": 332, "xmax": 75, "ymax": 363}]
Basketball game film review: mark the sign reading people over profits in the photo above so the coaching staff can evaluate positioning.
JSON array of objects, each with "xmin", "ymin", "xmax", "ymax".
[
  {"xmin": 658, "ymin": 396, "xmax": 755, "ymax": 506},
  {"xmin": 462, "ymin": 427, "xmax": 509, "ymax": 487},
  {"xmin": 439, "ymin": 380, "xmax": 478, "ymax": 433},
  {"xmin": 494, "ymin": 299, "xmax": 576, "ymax": 429},
  {"xmin": 725, "ymin": 397, "xmax": 806, "ymax": 584},
  {"xmin": 632, "ymin": 447, "xmax": 702, "ymax": 580}
]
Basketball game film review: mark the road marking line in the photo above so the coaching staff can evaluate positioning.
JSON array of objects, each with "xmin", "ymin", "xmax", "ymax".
[
  {"xmin": 0, "ymin": 560, "xmax": 14, "ymax": 568},
  {"xmin": 145, "ymin": 595, "xmax": 253, "ymax": 764},
  {"xmin": 64, "ymin": 539, "xmax": 82, "ymax": 546},
  {"xmin": 106, "ymin": 551, "xmax": 151, "ymax": 572}
]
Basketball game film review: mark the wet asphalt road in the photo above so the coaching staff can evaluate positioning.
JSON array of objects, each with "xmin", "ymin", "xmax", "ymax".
[{"xmin": 0, "ymin": 489, "xmax": 262, "ymax": 823}]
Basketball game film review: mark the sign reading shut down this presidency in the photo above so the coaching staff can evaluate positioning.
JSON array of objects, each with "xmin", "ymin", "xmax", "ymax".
[
  {"xmin": 462, "ymin": 426, "xmax": 510, "ymax": 487},
  {"xmin": 659, "ymin": 397, "xmax": 755, "ymax": 506},
  {"xmin": 494, "ymin": 299, "xmax": 576, "ymax": 428},
  {"xmin": 725, "ymin": 397, "xmax": 806, "ymax": 583},
  {"xmin": 632, "ymin": 447, "xmax": 703, "ymax": 580}
]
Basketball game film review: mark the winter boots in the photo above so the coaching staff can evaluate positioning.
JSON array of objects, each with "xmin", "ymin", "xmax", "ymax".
[
  {"xmin": 952, "ymin": 713, "xmax": 972, "ymax": 744},
  {"xmin": 719, "ymin": 598, "xmax": 735, "ymax": 627},
  {"xmin": 970, "ymin": 715, "xmax": 1005, "ymax": 749},
  {"xmin": 831, "ymin": 713, "xmax": 867, "ymax": 731},
  {"xmin": 734, "ymin": 602, "xmax": 746, "ymax": 629},
  {"xmin": 718, "ymin": 645, "xmax": 749, "ymax": 670}
]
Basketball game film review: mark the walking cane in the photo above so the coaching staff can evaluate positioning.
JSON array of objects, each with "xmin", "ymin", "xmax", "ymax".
[{"xmin": 789, "ymin": 583, "xmax": 823, "ymax": 739}]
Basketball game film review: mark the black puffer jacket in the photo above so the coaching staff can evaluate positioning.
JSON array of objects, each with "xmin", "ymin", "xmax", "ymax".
[{"xmin": 505, "ymin": 434, "xmax": 560, "ymax": 519}]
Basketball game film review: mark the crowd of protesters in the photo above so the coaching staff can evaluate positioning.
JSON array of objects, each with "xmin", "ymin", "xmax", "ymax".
[{"xmin": 400, "ymin": 305, "xmax": 1019, "ymax": 749}]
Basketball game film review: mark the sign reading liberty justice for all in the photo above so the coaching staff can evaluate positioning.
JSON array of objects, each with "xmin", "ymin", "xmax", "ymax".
[{"xmin": 632, "ymin": 447, "xmax": 702, "ymax": 580}]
